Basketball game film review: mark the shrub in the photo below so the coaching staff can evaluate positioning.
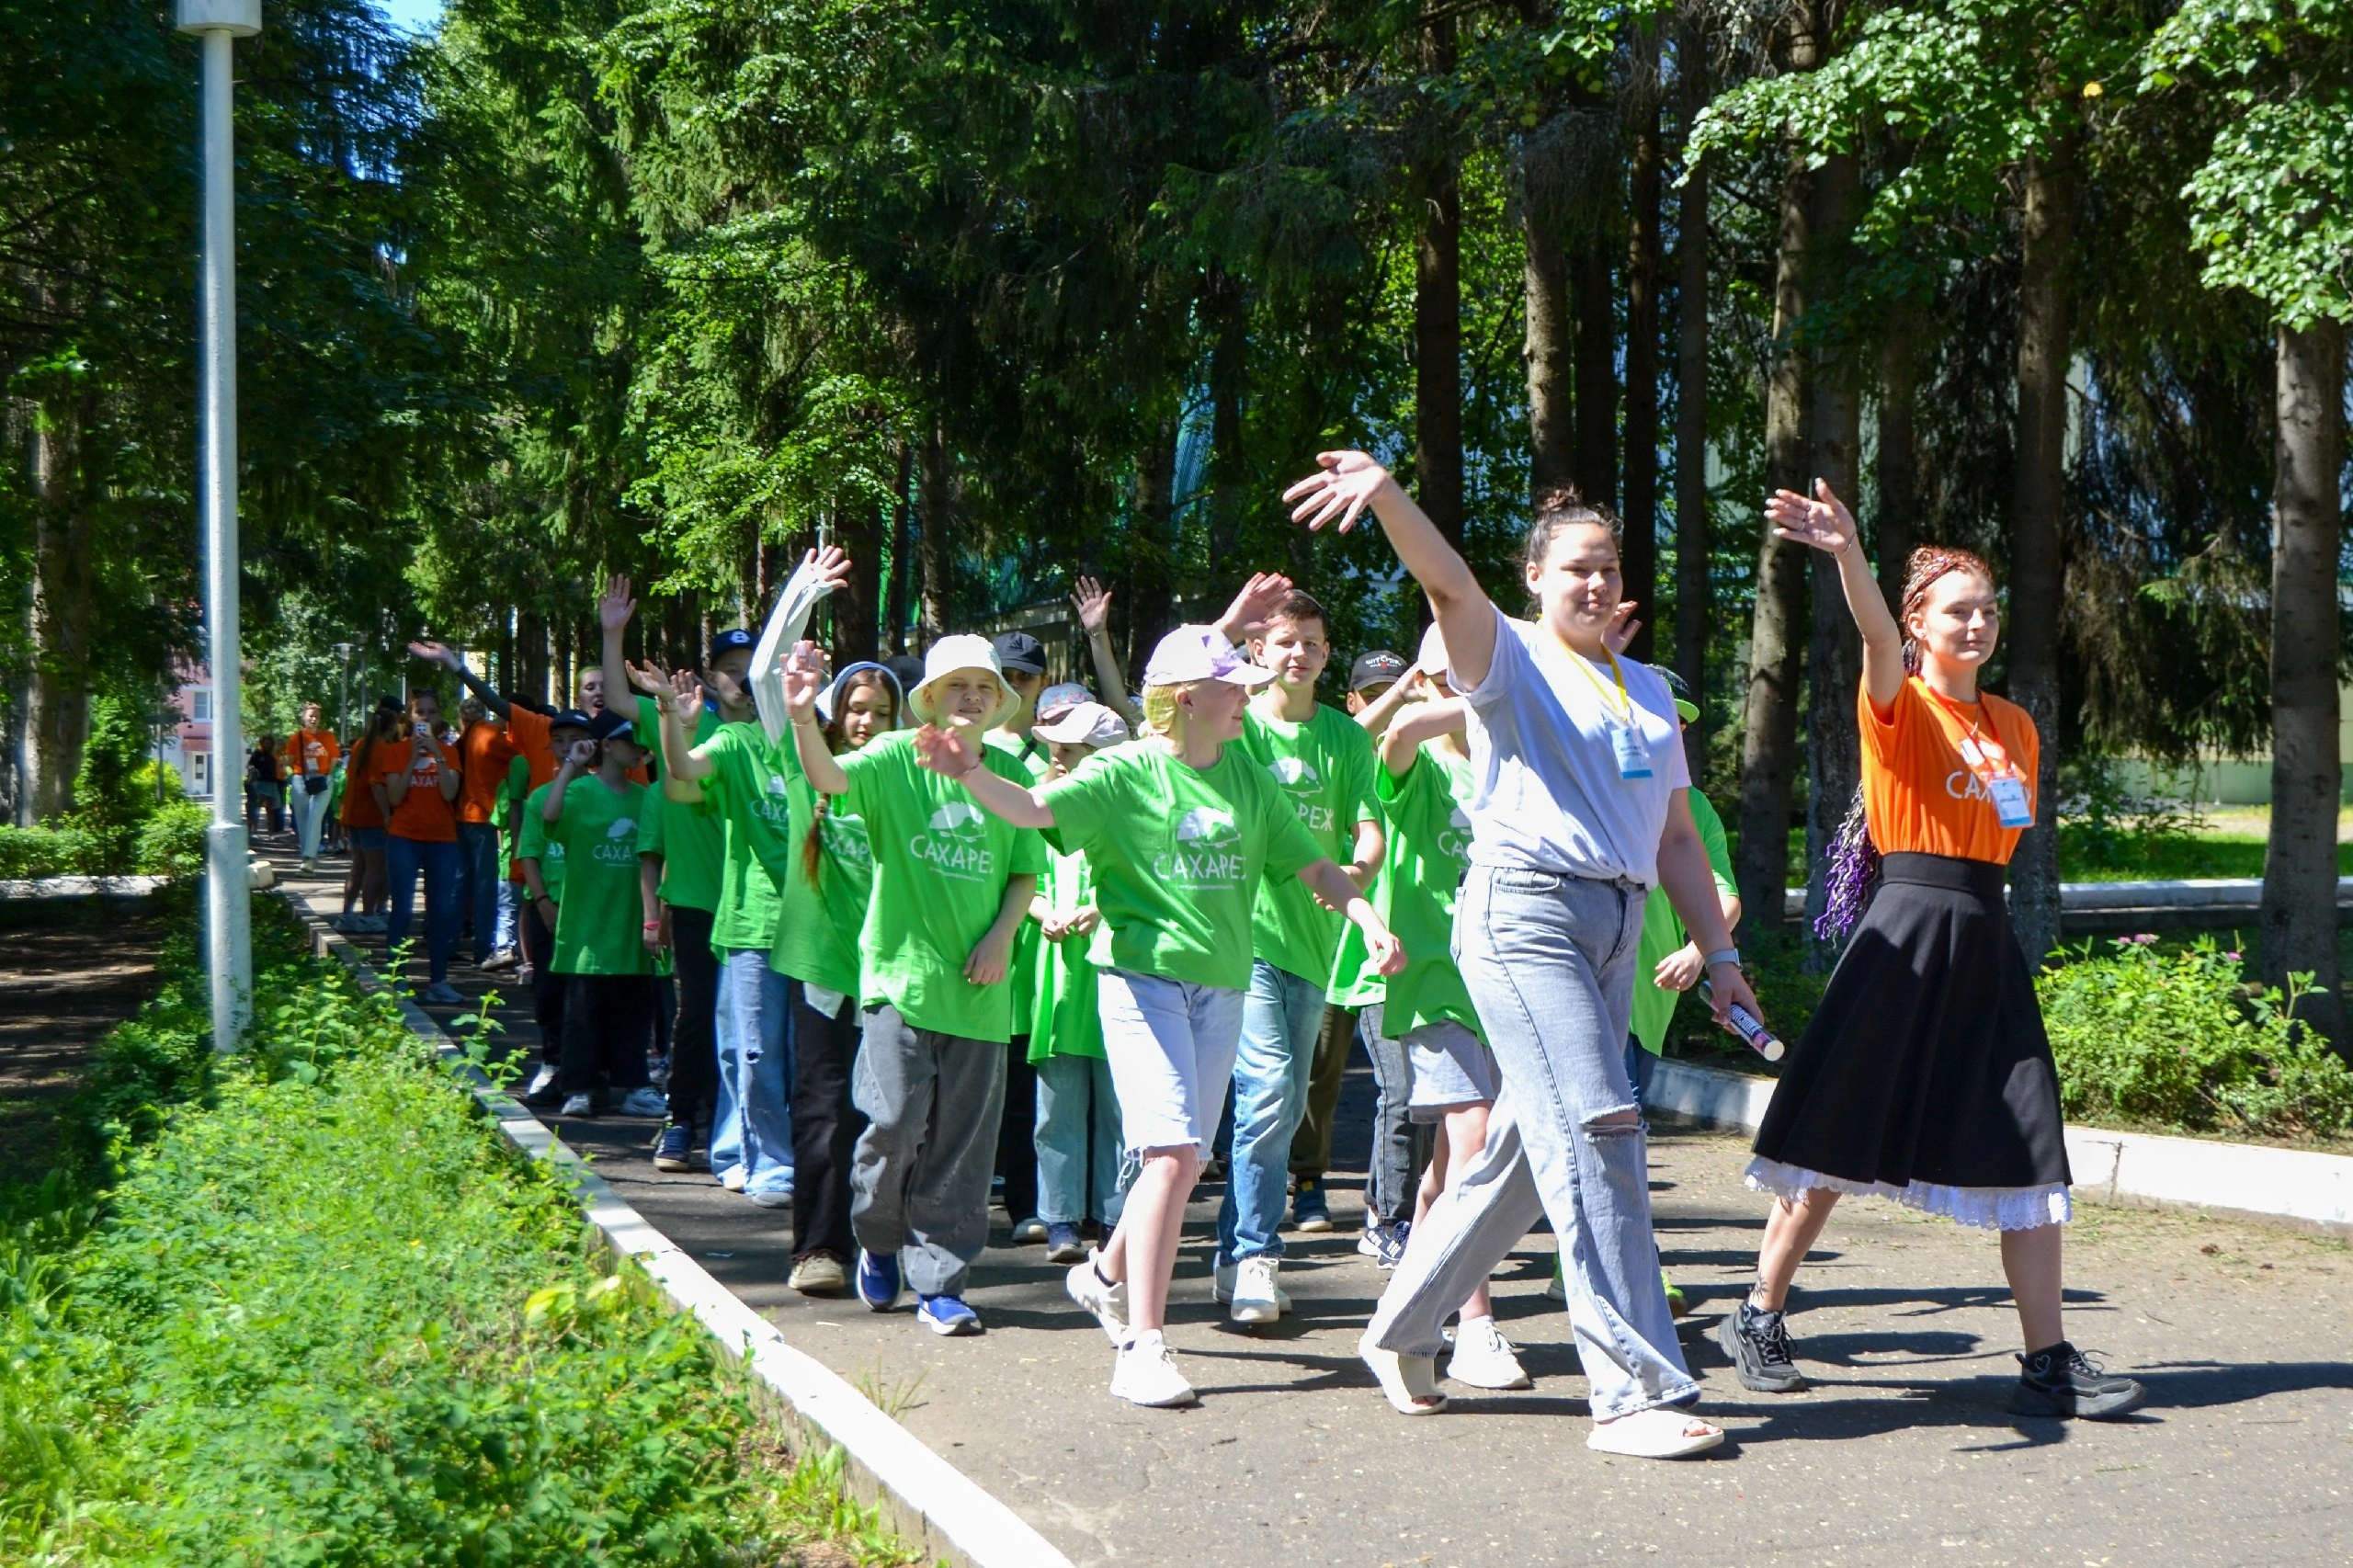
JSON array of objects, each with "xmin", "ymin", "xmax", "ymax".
[
  {"xmin": 2038, "ymin": 935, "xmax": 2353, "ymax": 1141},
  {"xmin": 0, "ymin": 823, "xmax": 103, "ymax": 879},
  {"xmin": 133, "ymin": 798, "xmax": 209, "ymax": 880}
]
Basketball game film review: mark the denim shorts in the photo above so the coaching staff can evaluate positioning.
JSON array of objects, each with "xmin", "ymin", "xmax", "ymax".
[
  {"xmin": 1096, "ymin": 969, "xmax": 1246, "ymax": 1156},
  {"xmin": 1404, "ymin": 1019, "xmax": 1501, "ymax": 1120},
  {"xmin": 347, "ymin": 825, "xmax": 387, "ymax": 851}
]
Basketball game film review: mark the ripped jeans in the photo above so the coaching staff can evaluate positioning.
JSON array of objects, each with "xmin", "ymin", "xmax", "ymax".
[{"xmin": 1366, "ymin": 867, "xmax": 1698, "ymax": 1420}]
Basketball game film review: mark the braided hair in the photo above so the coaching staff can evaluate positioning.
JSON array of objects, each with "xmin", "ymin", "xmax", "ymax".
[{"xmin": 1815, "ymin": 545, "xmax": 1997, "ymax": 943}]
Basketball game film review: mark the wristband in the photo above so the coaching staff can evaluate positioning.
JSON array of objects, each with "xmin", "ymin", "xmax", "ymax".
[
  {"xmin": 642, "ymin": 921, "xmax": 663, "ymax": 931},
  {"xmin": 1704, "ymin": 948, "xmax": 1741, "ymax": 969}
]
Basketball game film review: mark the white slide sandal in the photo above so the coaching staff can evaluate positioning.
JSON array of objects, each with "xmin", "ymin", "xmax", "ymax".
[
  {"xmin": 1359, "ymin": 1331, "xmax": 1449, "ymax": 1415},
  {"xmin": 1586, "ymin": 1406, "xmax": 1725, "ymax": 1459}
]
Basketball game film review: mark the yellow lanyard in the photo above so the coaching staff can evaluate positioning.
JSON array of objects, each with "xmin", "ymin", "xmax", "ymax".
[{"xmin": 1567, "ymin": 647, "xmax": 1634, "ymax": 726}]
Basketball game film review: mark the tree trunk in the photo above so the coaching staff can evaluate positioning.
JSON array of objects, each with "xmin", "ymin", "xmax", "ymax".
[
  {"xmin": 918, "ymin": 425, "xmax": 953, "ymax": 647},
  {"xmin": 2006, "ymin": 142, "xmax": 2076, "ymax": 969},
  {"xmin": 886, "ymin": 443, "xmax": 914, "ymax": 654},
  {"xmin": 835, "ymin": 491, "xmax": 882, "ymax": 667},
  {"xmin": 1733, "ymin": 147, "xmax": 1815, "ymax": 939},
  {"xmin": 517, "ymin": 610, "xmax": 547, "ymax": 707},
  {"xmin": 24, "ymin": 396, "xmax": 92, "ymax": 822},
  {"xmin": 1874, "ymin": 316, "xmax": 1919, "ymax": 612},
  {"xmin": 1207, "ymin": 278, "xmax": 1247, "ymax": 576},
  {"xmin": 1802, "ymin": 153, "xmax": 1862, "ymax": 956},
  {"xmin": 1130, "ymin": 418, "xmax": 1180, "ymax": 672},
  {"xmin": 1524, "ymin": 157, "xmax": 1575, "ymax": 503},
  {"xmin": 1572, "ymin": 240, "xmax": 1617, "ymax": 509},
  {"xmin": 2262, "ymin": 316, "xmax": 2346, "ymax": 1043},
  {"xmin": 1622, "ymin": 88, "xmax": 1663, "ymax": 662},
  {"xmin": 1672, "ymin": 17, "xmax": 1711, "ymax": 777}
]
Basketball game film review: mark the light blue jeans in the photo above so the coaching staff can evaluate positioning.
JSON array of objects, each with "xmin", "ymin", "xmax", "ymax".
[
  {"xmin": 710, "ymin": 949, "xmax": 794, "ymax": 1198},
  {"xmin": 494, "ymin": 878, "xmax": 518, "ymax": 954},
  {"xmin": 456, "ymin": 822, "xmax": 503, "ymax": 965},
  {"xmin": 1367, "ymin": 868, "xmax": 1698, "ymax": 1421},
  {"xmin": 1034, "ymin": 1053, "xmax": 1124, "ymax": 1227},
  {"xmin": 1215, "ymin": 960, "xmax": 1328, "ymax": 1267}
]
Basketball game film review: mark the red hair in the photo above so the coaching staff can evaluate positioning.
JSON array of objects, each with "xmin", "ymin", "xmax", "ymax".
[{"xmin": 1898, "ymin": 545, "xmax": 1995, "ymax": 672}]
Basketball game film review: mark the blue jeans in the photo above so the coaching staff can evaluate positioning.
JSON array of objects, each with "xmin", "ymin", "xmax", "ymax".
[
  {"xmin": 1367, "ymin": 868, "xmax": 1697, "ymax": 1421},
  {"xmin": 1215, "ymin": 960, "xmax": 1328, "ymax": 1267},
  {"xmin": 456, "ymin": 822, "xmax": 503, "ymax": 965},
  {"xmin": 710, "ymin": 949, "xmax": 793, "ymax": 1198},
  {"xmin": 494, "ymin": 878, "xmax": 518, "ymax": 954},
  {"xmin": 383, "ymin": 834, "xmax": 460, "ymax": 985},
  {"xmin": 1034, "ymin": 1053, "xmax": 1124, "ymax": 1227},
  {"xmin": 1622, "ymin": 1035, "xmax": 1656, "ymax": 1112}
]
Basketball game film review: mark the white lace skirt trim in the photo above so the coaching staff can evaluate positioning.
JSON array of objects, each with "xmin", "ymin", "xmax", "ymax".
[{"xmin": 1744, "ymin": 1156, "xmax": 2072, "ymax": 1233}]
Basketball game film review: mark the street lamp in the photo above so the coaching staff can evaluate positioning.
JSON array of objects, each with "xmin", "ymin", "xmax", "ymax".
[
  {"xmin": 333, "ymin": 641, "xmax": 354, "ymax": 738},
  {"xmin": 179, "ymin": 0, "xmax": 259, "ymax": 1053}
]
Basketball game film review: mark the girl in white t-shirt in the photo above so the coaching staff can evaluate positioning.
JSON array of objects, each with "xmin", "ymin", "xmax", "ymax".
[{"xmin": 1283, "ymin": 450, "xmax": 1768, "ymax": 1460}]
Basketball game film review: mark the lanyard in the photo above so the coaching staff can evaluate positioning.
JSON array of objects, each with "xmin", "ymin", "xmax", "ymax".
[
  {"xmin": 1920, "ymin": 683, "xmax": 2016, "ymax": 781},
  {"xmin": 1567, "ymin": 646, "xmax": 1635, "ymax": 726}
]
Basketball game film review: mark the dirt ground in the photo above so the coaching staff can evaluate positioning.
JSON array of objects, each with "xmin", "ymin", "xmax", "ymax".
[{"xmin": 0, "ymin": 897, "xmax": 164, "ymax": 1176}]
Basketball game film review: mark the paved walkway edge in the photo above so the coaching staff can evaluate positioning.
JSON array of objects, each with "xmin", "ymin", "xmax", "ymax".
[
  {"xmin": 1650, "ymin": 1056, "xmax": 2353, "ymax": 1236},
  {"xmin": 0, "ymin": 873, "xmax": 169, "ymax": 900},
  {"xmin": 271, "ymin": 889, "xmax": 1075, "ymax": 1568}
]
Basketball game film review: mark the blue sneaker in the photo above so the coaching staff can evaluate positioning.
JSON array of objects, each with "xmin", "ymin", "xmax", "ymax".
[
  {"xmin": 916, "ymin": 1294, "xmax": 982, "ymax": 1335},
  {"xmin": 652, "ymin": 1123, "xmax": 691, "ymax": 1172},
  {"xmin": 855, "ymin": 1249, "xmax": 903, "ymax": 1312},
  {"xmin": 1043, "ymin": 1221, "xmax": 1086, "ymax": 1264}
]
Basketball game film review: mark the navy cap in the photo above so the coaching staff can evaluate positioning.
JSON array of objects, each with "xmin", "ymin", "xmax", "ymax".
[
  {"xmin": 587, "ymin": 709, "xmax": 636, "ymax": 743},
  {"xmin": 709, "ymin": 628, "xmax": 755, "ymax": 661},
  {"xmin": 883, "ymin": 653, "xmax": 926, "ymax": 693},
  {"xmin": 992, "ymin": 631, "xmax": 1048, "ymax": 676},
  {"xmin": 551, "ymin": 708, "xmax": 595, "ymax": 733},
  {"xmin": 1349, "ymin": 650, "xmax": 1408, "ymax": 692}
]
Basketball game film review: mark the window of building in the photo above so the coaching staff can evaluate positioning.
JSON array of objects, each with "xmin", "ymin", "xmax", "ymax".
[{"xmin": 189, "ymin": 687, "xmax": 213, "ymax": 723}]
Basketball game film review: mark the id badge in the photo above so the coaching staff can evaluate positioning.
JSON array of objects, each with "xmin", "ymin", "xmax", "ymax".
[
  {"xmin": 1986, "ymin": 774, "xmax": 2032, "ymax": 828},
  {"xmin": 1611, "ymin": 725, "xmax": 1653, "ymax": 781}
]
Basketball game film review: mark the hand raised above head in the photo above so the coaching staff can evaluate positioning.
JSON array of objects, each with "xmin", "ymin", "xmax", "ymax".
[
  {"xmin": 1281, "ymin": 450, "xmax": 1390, "ymax": 534},
  {"xmin": 624, "ymin": 659, "xmax": 672, "ymax": 698},
  {"xmin": 406, "ymin": 640, "xmax": 458, "ymax": 669},
  {"xmin": 663, "ymin": 665, "xmax": 705, "ymax": 715},
  {"xmin": 598, "ymin": 573, "xmax": 636, "ymax": 632},
  {"xmin": 781, "ymin": 640, "xmax": 826, "ymax": 719},
  {"xmin": 1213, "ymin": 571, "xmax": 1296, "ymax": 643},
  {"xmin": 1766, "ymin": 479, "xmax": 1858, "ymax": 557},
  {"xmin": 1071, "ymin": 575, "xmax": 1113, "ymax": 634}
]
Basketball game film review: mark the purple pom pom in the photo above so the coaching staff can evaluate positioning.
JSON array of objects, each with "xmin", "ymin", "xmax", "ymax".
[{"xmin": 1813, "ymin": 787, "xmax": 1880, "ymax": 944}]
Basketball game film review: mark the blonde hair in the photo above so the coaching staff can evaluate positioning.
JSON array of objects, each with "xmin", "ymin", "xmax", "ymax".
[{"xmin": 1140, "ymin": 681, "xmax": 1189, "ymax": 740}]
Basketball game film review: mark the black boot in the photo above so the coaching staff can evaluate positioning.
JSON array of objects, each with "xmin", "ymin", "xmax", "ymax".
[{"xmin": 2010, "ymin": 1341, "xmax": 2145, "ymax": 1419}]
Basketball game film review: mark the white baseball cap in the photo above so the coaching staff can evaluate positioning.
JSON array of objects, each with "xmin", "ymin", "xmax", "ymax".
[
  {"xmin": 1034, "ymin": 701, "xmax": 1130, "ymax": 749},
  {"xmin": 1142, "ymin": 626, "xmax": 1274, "ymax": 688},
  {"xmin": 908, "ymin": 634, "xmax": 1019, "ymax": 726}
]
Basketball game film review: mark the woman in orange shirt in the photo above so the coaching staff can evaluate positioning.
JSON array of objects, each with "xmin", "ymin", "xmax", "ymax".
[
  {"xmin": 1718, "ymin": 481, "xmax": 2143, "ymax": 1423},
  {"xmin": 283, "ymin": 702, "xmax": 342, "ymax": 873},
  {"xmin": 335, "ymin": 700, "xmax": 400, "ymax": 935}
]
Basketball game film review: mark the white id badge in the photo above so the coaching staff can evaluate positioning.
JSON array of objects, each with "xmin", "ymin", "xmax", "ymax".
[
  {"xmin": 1986, "ymin": 774, "xmax": 2032, "ymax": 828},
  {"xmin": 1611, "ymin": 725, "xmax": 1654, "ymax": 780}
]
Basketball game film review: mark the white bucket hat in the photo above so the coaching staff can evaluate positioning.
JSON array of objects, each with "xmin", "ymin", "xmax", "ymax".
[{"xmin": 907, "ymin": 634, "xmax": 1019, "ymax": 727}]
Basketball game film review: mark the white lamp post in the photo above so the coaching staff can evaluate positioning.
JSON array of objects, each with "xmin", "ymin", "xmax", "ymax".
[{"xmin": 179, "ymin": 0, "xmax": 259, "ymax": 1052}]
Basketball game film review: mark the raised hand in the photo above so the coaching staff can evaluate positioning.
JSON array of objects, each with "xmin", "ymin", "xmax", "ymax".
[
  {"xmin": 1766, "ymin": 479, "xmax": 1858, "ymax": 557},
  {"xmin": 624, "ymin": 659, "xmax": 672, "ymax": 698},
  {"xmin": 1071, "ymin": 575, "xmax": 1113, "ymax": 635},
  {"xmin": 1281, "ymin": 450, "xmax": 1392, "ymax": 534},
  {"xmin": 598, "ymin": 573, "xmax": 636, "ymax": 633},
  {"xmin": 407, "ymin": 639, "xmax": 459, "ymax": 670},
  {"xmin": 1601, "ymin": 600, "xmax": 1643, "ymax": 656},
  {"xmin": 662, "ymin": 665, "xmax": 706, "ymax": 718},
  {"xmin": 781, "ymin": 640, "xmax": 825, "ymax": 722},
  {"xmin": 563, "ymin": 737, "xmax": 597, "ymax": 769},
  {"xmin": 1213, "ymin": 571, "xmax": 1296, "ymax": 644},
  {"xmin": 912, "ymin": 722, "xmax": 980, "ymax": 779}
]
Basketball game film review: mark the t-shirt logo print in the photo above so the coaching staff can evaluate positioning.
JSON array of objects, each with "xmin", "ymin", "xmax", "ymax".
[
  {"xmin": 1267, "ymin": 755, "xmax": 1335, "ymax": 830},
  {"xmin": 910, "ymin": 797, "xmax": 995, "ymax": 882},
  {"xmin": 1438, "ymin": 805, "xmax": 1473, "ymax": 862},
  {"xmin": 1158, "ymin": 804, "xmax": 1245, "ymax": 887},
  {"xmin": 592, "ymin": 814, "xmax": 639, "ymax": 866}
]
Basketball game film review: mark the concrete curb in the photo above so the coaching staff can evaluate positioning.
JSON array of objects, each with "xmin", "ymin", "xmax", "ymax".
[
  {"xmin": 272, "ymin": 889, "xmax": 1074, "ymax": 1568},
  {"xmin": 1649, "ymin": 1055, "xmax": 2353, "ymax": 1236},
  {"xmin": 0, "ymin": 873, "xmax": 169, "ymax": 900}
]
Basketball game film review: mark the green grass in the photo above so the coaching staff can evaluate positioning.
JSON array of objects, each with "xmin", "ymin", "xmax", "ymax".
[
  {"xmin": 0, "ymin": 892, "xmax": 921, "ymax": 1566},
  {"xmin": 2057, "ymin": 831, "xmax": 2353, "ymax": 882}
]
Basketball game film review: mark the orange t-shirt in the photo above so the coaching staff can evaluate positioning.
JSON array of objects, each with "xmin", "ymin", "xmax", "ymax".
[
  {"xmin": 1859, "ymin": 676, "xmax": 2040, "ymax": 866},
  {"xmin": 457, "ymin": 720, "xmax": 517, "ymax": 825},
  {"xmin": 506, "ymin": 706, "xmax": 560, "ymax": 792},
  {"xmin": 339, "ymin": 739, "xmax": 387, "ymax": 828},
  {"xmin": 284, "ymin": 728, "xmax": 341, "ymax": 780},
  {"xmin": 376, "ymin": 733, "xmax": 460, "ymax": 843}
]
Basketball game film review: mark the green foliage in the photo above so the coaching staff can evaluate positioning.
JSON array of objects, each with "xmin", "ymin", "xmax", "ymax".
[
  {"xmin": 133, "ymin": 800, "xmax": 211, "ymax": 881},
  {"xmin": 2039, "ymin": 934, "xmax": 2353, "ymax": 1140},
  {"xmin": 68, "ymin": 694, "xmax": 159, "ymax": 871},
  {"xmin": 2054, "ymin": 753, "xmax": 2204, "ymax": 875},
  {"xmin": 0, "ymin": 823, "xmax": 105, "ymax": 879},
  {"xmin": 0, "ymin": 892, "xmax": 917, "ymax": 1564}
]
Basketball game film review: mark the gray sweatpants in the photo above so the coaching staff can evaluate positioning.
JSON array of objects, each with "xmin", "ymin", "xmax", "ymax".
[{"xmin": 849, "ymin": 1003, "xmax": 1008, "ymax": 1299}]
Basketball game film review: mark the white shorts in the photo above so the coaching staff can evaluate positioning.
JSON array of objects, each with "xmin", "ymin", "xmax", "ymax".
[
  {"xmin": 1405, "ymin": 1019, "xmax": 1500, "ymax": 1121},
  {"xmin": 1096, "ymin": 968, "xmax": 1247, "ymax": 1156}
]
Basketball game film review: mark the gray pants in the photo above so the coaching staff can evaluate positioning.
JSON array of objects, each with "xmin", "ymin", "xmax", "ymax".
[
  {"xmin": 850, "ymin": 1004, "xmax": 1008, "ymax": 1299},
  {"xmin": 1367, "ymin": 868, "xmax": 1698, "ymax": 1421},
  {"xmin": 1358, "ymin": 1002, "xmax": 1419, "ymax": 1225}
]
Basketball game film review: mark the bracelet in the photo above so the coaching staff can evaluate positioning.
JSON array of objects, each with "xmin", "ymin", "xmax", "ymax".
[
  {"xmin": 642, "ymin": 921, "xmax": 663, "ymax": 931},
  {"xmin": 1704, "ymin": 948, "xmax": 1742, "ymax": 969}
]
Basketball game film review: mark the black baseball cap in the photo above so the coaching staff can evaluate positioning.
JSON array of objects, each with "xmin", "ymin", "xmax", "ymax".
[
  {"xmin": 883, "ymin": 653, "xmax": 926, "ymax": 695},
  {"xmin": 993, "ymin": 631, "xmax": 1048, "ymax": 676},
  {"xmin": 1349, "ymin": 650, "xmax": 1408, "ymax": 693},
  {"xmin": 550, "ymin": 707, "xmax": 595, "ymax": 733},
  {"xmin": 709, "ymin": 628, "xmax": 755, "ymax": 661},
  {"xmin": 586, "ymin": 709, "xmax": 637, "ymax": 743}
]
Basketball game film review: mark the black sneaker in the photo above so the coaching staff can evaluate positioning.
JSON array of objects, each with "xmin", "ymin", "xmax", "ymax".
[
  {"xmin": 2010, "ymin": 1342, "xmax": 2145, "ymax": 1420},
  {"xmin": 1716, "ymin": 1301, "xmax": 1808, "ymax": 1393}
]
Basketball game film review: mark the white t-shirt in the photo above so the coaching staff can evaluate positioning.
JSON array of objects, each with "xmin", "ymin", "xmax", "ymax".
[{"xmin": 1451, "ymin": 605, "xmax": 1690, "ymax": 884}]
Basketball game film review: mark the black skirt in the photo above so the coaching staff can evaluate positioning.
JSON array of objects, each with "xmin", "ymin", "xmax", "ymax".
[{"xmin": 1746, "ymin": 852, "xmax": 2073, "ymax": 1231}]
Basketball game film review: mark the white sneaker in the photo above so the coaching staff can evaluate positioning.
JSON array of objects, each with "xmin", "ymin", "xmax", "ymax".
[
  {"xmin": 720, "ymin": 1165, "xmax": 748, "ymax": 1193},
  {"xmin": 559, "ymin": 1093, "xmax": 594, "ymax": 1117},
  {"xmin": 1065, "ymin": 1252, "xmax": 1130, "ymax": 1346},
  {"xmin": 745, "ymin": 1185, "xmax": 795, "ymax": 1210},
  {"xmin": 1222, "ymin": 1256, "xmax": 1283, "ymax": 1325},
  {"xmin": 1109, "ymin": 1330, "xmax": 1198, "ymax": 1408},
  {"xmin": 617, "ymin": 1086, "xmax": 669, "ymax": 1119},
  {"xmin": 1211, "ymin": 1256, "xmax": 1292, "ymax": 1316},
  {"xmin": 524, "ymin": 1062, "xmax": 559, "ymax": 1098},
  {"xmin": 1445, "ymin": 1315, "xmax": 1533, "ymax": 1390}
]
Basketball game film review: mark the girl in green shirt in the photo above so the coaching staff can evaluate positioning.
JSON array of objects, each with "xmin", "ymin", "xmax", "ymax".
[{"xmin": 915, "ymin": 623, "xmax": 1404, "ymax": 1411}]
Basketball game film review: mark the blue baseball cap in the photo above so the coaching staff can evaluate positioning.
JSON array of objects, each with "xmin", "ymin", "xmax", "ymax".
[{"xmin": 709, "ymin": 628, "xmax": 755, "ymax": 661}]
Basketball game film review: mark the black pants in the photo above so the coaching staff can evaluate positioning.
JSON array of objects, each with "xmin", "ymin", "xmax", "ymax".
[
  {"xmin": 995, "ymin": 1041, "xmax": 1039, "ymax": 1222},
  {"xmin": 559, "ymin": 973, "xmax": 655, "ymax": 1098},
  {"xmin": 666, "ymin": 905, "xmax": 721, "ymax": 1133},
  {"xmin": 523, "ymin": 898, "xmax": 564, "ymax": 1064},
  {"xmin": 789, "ymin": 979, "xmax": 864, "ymax": 1261}
]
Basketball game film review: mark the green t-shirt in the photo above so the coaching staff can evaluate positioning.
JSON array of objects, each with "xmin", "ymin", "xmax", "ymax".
[
  {"xmin": 1028, "ymin": 845, "xmax": 1103, "ymax": 1064},
  {"xmin": 1375, "ymin": 743, "xmax": 1481, "ymax": 1040},
  {"xmin": 1237, "ymin": 703, "xmax": 1377, "ymax": 984},
  {"xmin": 989, "ymin": 733, "xmax": 1054, "ymax": 1037},
  {"xmin": 769, "ymin": 733, "xmax": 875, "ymax": 998},
  {"xmin": 1631, "ymin": 787, "xmax": 1737, "ymax": 1054},
  {"xmin": 541, "ymin": 775, "xmax": 653, "ymax": 976},
  {"xmin": 1040, "ymin": 741, "xmax": 1324, "ymax": 994},
  {"xmin": 503, "ymin": 754, "xmax": 532, "ymax": 874},
  {"xmin": 1324, "ymin": 858, "xmax": 1389, "ymax": 1007},
  {"xmin": 693, "ymin": 722, "xmax": 791, "ymax": 953},
  {"xmin": 516, "ymin": 781, "xmax": 568, "ymax": 902},
  {"xmin": 838, "ymin": 729, "xmax": 1047, "ymax": 1042},
  {"xmin": 637, "ymin": 695, "xmax": 725, "ymax": 913}
]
